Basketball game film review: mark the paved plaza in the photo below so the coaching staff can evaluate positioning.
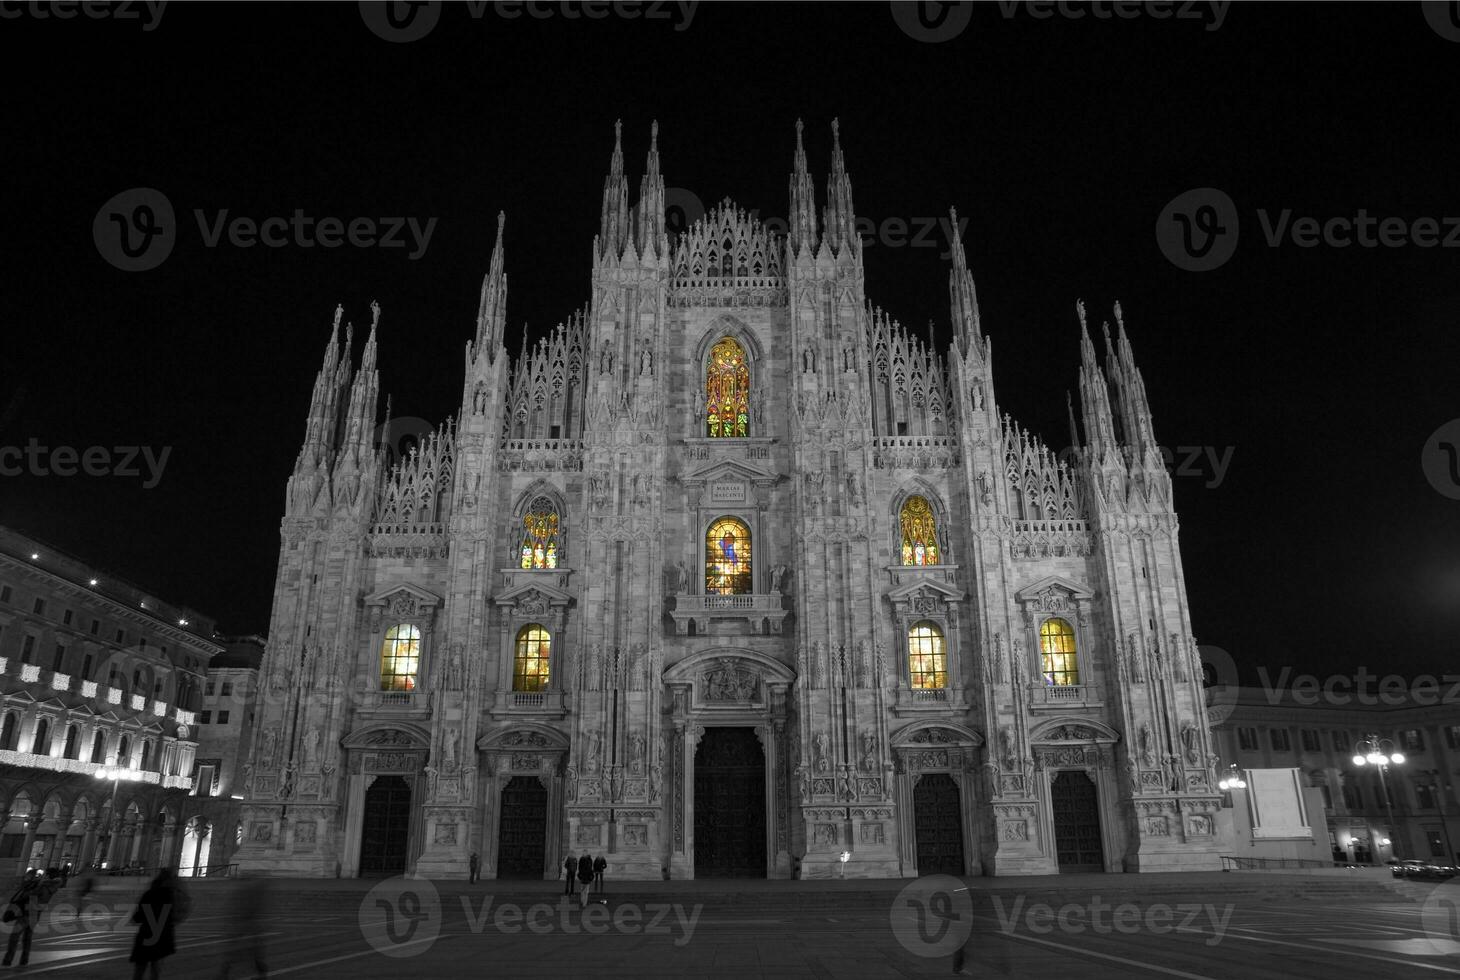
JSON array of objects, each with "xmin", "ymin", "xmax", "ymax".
[{"xmin": 5, "ymin": 871, "xmax": 1458, "ymax": 979}]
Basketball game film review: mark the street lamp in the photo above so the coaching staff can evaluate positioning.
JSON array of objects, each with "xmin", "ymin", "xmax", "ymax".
[
  {"xmin": 94, "ymin": 762, "xmax": 140, "ymax": 869},
  {"xmin": 1218, "ymin": 764, "xmax": 1247, "ymax": 791},
  {"xmin": 1353, "ymin": 733, "xmax": 1404, "ymax": 860}
]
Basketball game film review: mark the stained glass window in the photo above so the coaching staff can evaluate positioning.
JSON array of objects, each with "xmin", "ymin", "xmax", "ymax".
[
  {"xmin": 908, "ymin": 621, "xmax": 947, "ymax": 689},
  {"xmin": 705, "ymin": 336, "xmax": 750, "ymax": 437},
  {"xmin": 514, "ymin": 624, "xmax": 551, "ymax": 692},
  {"xmin": 705, "ymin": 516, "xmax": 752, "ymax": 595},
  {"xmin": 1040, "ymin": 618, "xmax": 1079, "ymax": 686},
  {"xmin": 899, "ymin": 495, "xmax": 940, "ymax": 565},
  {"xmin": 519, "ymin": 497, "xmax": 560, "ymax": 569},
  {"xmin": 380, "ymin": 623, "xmax": 421, "ymax": 692}
]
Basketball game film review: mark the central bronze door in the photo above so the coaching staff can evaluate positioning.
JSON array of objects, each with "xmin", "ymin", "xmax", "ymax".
[
  {"xmin": 1051, "ymin": 770, "xmax": 1104, "ymax": 872},
  {"xmin": 496, "ymin": 775, "xmax": 548, "ymax": 879},
  {"xmin": 694, "ymin": 726, "xmax": 766, "ymax": 877},
  {"xmin": 913, "ymin": 772, "xmax": 965, "ymax": 876},
  {"xmin": 359, "ymin": 775, "xmax": 412, "ymax": 875}
]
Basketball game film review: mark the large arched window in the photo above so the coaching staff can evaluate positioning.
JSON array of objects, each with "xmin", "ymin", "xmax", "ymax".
[
  {"xmin": 907, "ymin": 621, "xmax": 948, "ymax": 689},
  {"xmin": 513, "ymin": 625, "xmax": 551, "ymax": 692},
  {"xmin": 705, "ymin": 517, "xmax": 752, "ymax": 595},
  {"xmin": 1039, "ymin": 617, "xmax": 1079, "ymax": 686},
  {"xmin": 519, "ymin": 497, "xmax": 560, "ymax": 570},
  {"xmin": 0, "ymin": 712, "xmax": 15, "ymax": 751},
  {"xmin": 705, "ymin": 336, "xmax": 750, "ymax": 437},
  {"xmin": 380, "ymin": 624, "xmax": 421, "ymax": 692},
  {"xmin": 118, "ymin": 734, "xmax": 132, "ymax": 766},
  {"xmin": 63, "ymin": 725, "xmax": 79, "ymax": 760},
  {"xmin": 32, "ymin": 718, "xmax": 51, "ymax": 755},
  {"xmin": 91, "ymin": 730, "xmax": 107, "ymax": 763},
  {"xmin": 899, "ymin": 495, "xmax": 940, "ymax": 566}
]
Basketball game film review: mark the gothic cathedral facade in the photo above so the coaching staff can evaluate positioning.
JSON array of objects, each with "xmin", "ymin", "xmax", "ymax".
[{"xmin": 235, "ymin": 120, "xmax": 1226, "ymax": 879}]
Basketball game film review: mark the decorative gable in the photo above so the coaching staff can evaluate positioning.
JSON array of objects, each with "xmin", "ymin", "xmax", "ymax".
[{"xmin": 364, "ymin": 584, "xmax": 443, "ymax": 633}]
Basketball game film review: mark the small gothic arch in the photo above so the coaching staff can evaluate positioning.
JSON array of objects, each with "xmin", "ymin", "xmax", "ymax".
[
  {"xmin": 511, "ymin": 481, "xmax": 568, "ymax": 569},
  {"xmin": 889, "ymin": 484, "xmax": 952, "ymax": 565}
]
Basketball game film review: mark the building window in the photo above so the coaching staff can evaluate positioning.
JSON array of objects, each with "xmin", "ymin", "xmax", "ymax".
[
  {"xmin": 705, "ymin": 336, "xmax": 750, "ymax": 437},
  {"xmin": 0, "ymin": 713, "xmax": 15, "ymax": 751},
  {"xmin": 898, "ymin": 495, "xmax": 941, "ymax": 566},
  {"xmin": 1401, "ymin": 729, "xmax": 1425, "ymax": 752},
  {"xmin": 200, "ymin": 710, "xmax": 211, "ymax": 724},
  {"xmin": 907, "ymin": 621, "xmax": 948, "ymax": 689},
  {"xmin": 140, "ymin": 741, "xmax": 152, "ymax": 770},
  {"xmin": 217, "ymin": 710, "xmax": 230, "ymax": 724},
  {"xmin": 1333, "ymin": 730, "xmax": 1349, "ymax": 751},
  {"xmin": 90, "ymin": 731, "xmax": 106, "ymax": 763},
  {"xmin": 52, "ymin": 644, "xmax": 66, "ymax": 671},
  {"xmin": 205, "ymin": 681, "xmax": 215, "ymax": 696},
  {"xmin": 118, "ymin": 735, "xmax": 131, "ymax": 765},
  {"xmin": 512, "ymin": 624, "xmax": 551, "ymax": 692},
  {"xmin": 1301, "ymin": 729, "xmax": 1321, "ymax": 752},
  {"xmin": 220, "ymin": 681, "xmax": 232, "ymax": 697},
  {"xmin": 90, "ymin": 619, "xmax": 99, "ymax": 635},
  {"xmin": 63, "ymin": 725, "xmax": 79, "ymax": 759},
  {"xmin": 20, "ymin": 635, "xmax": 35, "ymax": 664},
  {"xmin": 115, "ymin": 629, "xmax": 125, "ymax": 643},
  {"xmin": 1270, "ymin": 728, "xmax": 1291, "ymax": 751},
  {"xmin": 1417, "ymin": 783, "xmax": 1438, "ymax": 809},
  {"xmin": 194, "ymin": 764, "xmax": 216, "ymax": 797},
  {"xmin": 1342, "ymin": 775, "xmax": 1361, "ymax": 810},
  {"xmin": 32, "ymin": 718, "xmax": 50, "ymax": 755},
  {"xmin": 32, "ymin": 597, "xmax": 45, "ymax": 616},
  {"xmin": 1039, "ymin": 618, "xmax": 1078, "ymax": 686},
  {"xmin": 1238, "ymin": 727, "xmax": 1258, "ymax": 751},
  {"xmin": 1448, "ymin": 727, "xmax": 1460, "ymax": 751},
  {"xmin": 62, "ymin": 609, "xmax": 73, "ymax": 626},
  {"xmin": 81, "ymin": 654, "xmax": 93, "ymax": 680},
  {"xmin": 380, "ymin": 624, "xmax": 421, "ymax": 692},
  {"xmin": 705, "ymin": 516, "xmax": 752, "ymax": 595},
  {"xmin": 0, "ymin": 585, "xmax": 10, "ymax": 603},
  {"xmin": 519, "ymin": 497, "xmax": 561, "ymax": 569}
]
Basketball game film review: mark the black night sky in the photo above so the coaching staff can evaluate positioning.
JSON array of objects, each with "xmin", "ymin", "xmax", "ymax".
[{"xmin": 2, "ymin": 2, "xmax": 1457, "ymax": 685}]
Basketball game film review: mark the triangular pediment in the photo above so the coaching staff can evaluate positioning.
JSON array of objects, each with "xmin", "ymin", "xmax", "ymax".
[
  {"xmin": 363, "ymin": 582, "xmax": 443, "ymax": 609},
  {"xmin": 1015, "ymin": 575, "xmax": 1094, "ymax": 603},
  {"xmin": 886, "ymin": 578, "xmax": 965, "ymax": 603},
  {"xmin": 492, "ymin": 579, "xmax": 573, "ymax": 608},
  {"xmin": 680, "ymin": 456, "xmax": 778, "ymax": 486}
]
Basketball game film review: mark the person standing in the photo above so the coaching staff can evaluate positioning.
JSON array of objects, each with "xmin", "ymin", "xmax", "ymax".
[
  {"xmin": 576, "ymin": 854, "xmax": 595, "ymax": 908},
  {"xmin": 593, "ymin": 855, "xmax": 607, "ymax": 897},
  {"xmin": 1, "ymin": 873, "xmax": 41, "ymax": 967},
  {"xmin": 563, "ymin": 853, "xmax": 577, "ymax": 897},
  {"xmin": 468, "ymin": 852, "xmax": 480, "ymax": 884},
  {"xmin": 130, "ymin": 868, "xmax": 188, "ymax": 980}
]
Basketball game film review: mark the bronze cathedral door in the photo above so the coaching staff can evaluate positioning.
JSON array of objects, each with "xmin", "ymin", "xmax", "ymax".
[
  {"xmin": 693, "ymin": 727, "xmax": 766, "ymax": 877},
  {"xmin": 1051, "ymin": 770, "xmax": 1104, "ymax": 872},
  {"xmin": 496, "ymin": 775, "xmax": 548, "ymax": 878},
  {"xmin": 913, "ymin": 773, "xmax": 965, "ymax": 876},
  {"xmin": 359, "ymin": 775, "xmax": 412, "ymax": 875}
]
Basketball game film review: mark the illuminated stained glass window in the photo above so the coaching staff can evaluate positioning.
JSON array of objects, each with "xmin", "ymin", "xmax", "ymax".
[
  {"xmin": 705, "ymin": 517, "xmax": 752, "ymax": 595},
  {"xmin": 519, "ymin": 498, "xmax": 560, "ymax": 569},
  {"xmin": 899, "ymin": 495, "xmax": 940, "ymax": 566},
  {"xmin": 908, "ymin": 621, "xmax": 947, "ymax": 689},
  {"xmin": 705, "ymin": 336, "xmax": 750, "ymax": 437},
  {"xmin": 1040, "ymin": 618, "xmax": 1079, "ymax": 686},
  {"xmin": 380, "ymin": 624, "xmax": 421, "ymax": 692},
  {"xmin": 513, "ymin": 625, "xmax": 551, "ymax": 692}
]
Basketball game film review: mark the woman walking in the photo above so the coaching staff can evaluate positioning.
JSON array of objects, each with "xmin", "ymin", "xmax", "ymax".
[
  {"xmin": 130, "ymin": 868, "xmax": 188, "ymax": 980},
  {"xmin": 576, "ymin": 853, "xmax": 595, "ymax": 908},
  {"xmin": 562, "ymin": 852, "xmax": 577, "ymax": 896}
]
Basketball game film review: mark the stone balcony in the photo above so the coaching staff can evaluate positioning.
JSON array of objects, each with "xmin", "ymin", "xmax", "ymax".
[
  {"xmin": 355, "ymin": 689, "xmax": 431, "ymax": 722},
  {"xmin": 670, "ymin": 592, "xmax": 790, "ymax": 636},
  {"xmin": 891, "ymin": 685, "xmax": 972, "ymax": 717},
  {"xmin": 488, "ymin": 689, "xmax": 568, "ymax": 721},
  {"xmin": 1026, "ymin": 682, "xmax": 1102, "ymax": 709}
]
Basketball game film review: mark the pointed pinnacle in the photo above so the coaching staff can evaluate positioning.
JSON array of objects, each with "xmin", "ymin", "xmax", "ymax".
[
  {"xmin": 369, "ymin": 300, "xmax": 381, "ymax": 332},
  {"xmin": 495, "ymin": 210, "xmax": 506, "ymax": 249},
  {"xmin": 650, "ymin": 119, "xmax": 658, "ymax": 149}
]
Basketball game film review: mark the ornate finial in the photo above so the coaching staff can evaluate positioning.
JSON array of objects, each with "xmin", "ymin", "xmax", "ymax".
[
  {"xmin": 650, "ymin": 119, "xmax": 658, "ymax": 148},
  {"xmin": 332, "ymin": 304, "xmax": 344, "ymax": 328},
  {"xmin": 1075, "ymin": 299, "xmax": 1088, "ymax": 330},
  {"xmin": 1113, "ymin": 300, "xmax": 1124, "ymax": 327},
  {"xmin": 495, "ymin": 210, "xmax": 506, "ymax": 246},
  {"xmin": 370, "ymin": 300, "xmax": 381, "ymax": 328},
  {"xmin": 614, "ymin": 118, "xmax": 622, "ymax": 143},
  {"xmin": 831, "ymin": 117, "xmax": 840, "ymax": 140},
  {"xmin": 796, "ymin": 117, "xmax": 804, "ymax": 136}
]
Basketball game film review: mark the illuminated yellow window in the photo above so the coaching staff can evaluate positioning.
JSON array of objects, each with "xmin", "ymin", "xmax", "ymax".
[
  {"xmin": 1040, "ymin": 618, "xmax": 1079, "ymax": 686},
  {"xmin": 706, "ymin": 336, "xmax": 750, "ymax": 437},
  {"xmin": 907, "ymin": 621, "xmax": 947, "ymax": 689},
  {"xmin": 705, "ymin": 517, "xmax": 752, "ymax": 595},
  {"xmin": 519, "ymin": 498, "xmax": 560, "ymax": 569},
  {"xmin": 380, "ymin": 624, "xmax": 421, "ymax": 692},
  {"xmin": 899, "ymin": 495, "xmax": 940, "ymax": 566},
  {"xmin": 514, "ymin": 624, "xmax": 551, "ymax": 692}
]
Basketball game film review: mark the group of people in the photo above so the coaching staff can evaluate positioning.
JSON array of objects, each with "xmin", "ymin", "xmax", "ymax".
[
  {"xmin": 563, "ymin": 853, "xmax": 607, "ymax": 907},
  {"xmin": 2, "ymin": 867, "xmax": 63, "ymax": 967}
]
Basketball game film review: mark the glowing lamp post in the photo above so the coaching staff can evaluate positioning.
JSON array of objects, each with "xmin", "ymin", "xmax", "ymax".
[
  {"xmin": 1353, "ymin": 733, "xmax": 1404, "ymax": 860},
  {"xmin": 94, "ymin": 763, "xmax": 140, "ymax": 868},
  {"xmin": 1218, "ymin": 765, "xmax": 1246, "ymax": 792},
  {"xmin": 839, "ymin": 850, "xmax": 850, "ymax": 878}
]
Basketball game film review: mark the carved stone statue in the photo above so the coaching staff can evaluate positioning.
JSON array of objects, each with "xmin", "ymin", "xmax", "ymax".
[
  {"xmin": 845, "ymin": 472, "xmax": 864, "ymax": 507},
  {"xmin": 813, "ymin": 731, "xmax": 829, "ymax": 772},
  {"xmin": 446, "ymin": 644, "xmax": 465, "ymax": 691},
  {"xmin": 769, "ymin": 563, "xmax": 789, "ymax": 593},
  {"xmin": 629, "ymin": 732, "xmax": 646, "ymax": 774},
  {"xmin": 259, "ymin": 728, "xmax": 278, "ymax": 769},
  {"xmin": 589, "ymin": 470, "xmax": 610, "ymax": 509},
  {"xmin": 859, "ymin": 731, "xmax": 877, "ymax": 771},
  {"xmin": 999, "ymin": 726, "xmax": 1015, "ymax": 769},
  {"xmin": 671, "ymin": 560, "xmax": 689, "ymax": 594},
  {"xmin": 443, "ymin": 728, "xmax": 460, "ymax": 771},
  {"xmin": 1181, "ymin": 724, "xmax": 1199, "ymax": 764},
  {"xmin": 584, "ymin": 731, "xmax": 601, "ymax": 772},
  {"xmin": 302, "ymin": 727, "xmax": 321, "ymax": 770},
  {"xmin": 1139, "ymin": 723, "xmax": 1154, "ymax": 767}
]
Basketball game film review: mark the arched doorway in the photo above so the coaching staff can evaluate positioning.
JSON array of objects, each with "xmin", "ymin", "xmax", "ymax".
[
  {"xmin": 496, "ymin": 776, "xmax": 547, "ymax": 879},
  {"xmin": 694, "ymin": 727, "xmax": 765, "ymax": 877},
  {"xmin": 360, "ymin": 775, "xmax": 412, "ymax": 875},
  {"xmin": 913, "ymin": 773, "xmax": 964, "ymax": 876},
  {"xmin": 179, "ymin": 817, "xmax": 211, "ymax": 877},
  {"xmin": 1051, "ymin": 770, "xmax": 1104, "ymax": 872}
]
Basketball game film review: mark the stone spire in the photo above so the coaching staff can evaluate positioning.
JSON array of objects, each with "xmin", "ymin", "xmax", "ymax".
[
  {"xmin": 474, "ymin": 211, "xmax": 508, "ymax": 352},
  {"xmin": 821, "ymin": 118, "xmax": 857, "ymax": 257},
  {"xmin": 946, "ymin": 207, "xmax": 985, "ymax": 359},
  {"xmin": 635, "ymin": 120, "xmax": 667, "ymax": 259},
  {"xmin": 598, "ymin": 119, "xmax": 631, "ymax": 260},
  {"xmin": 788, "ymin": 118, "xmax": 819, "ymax": 256}
]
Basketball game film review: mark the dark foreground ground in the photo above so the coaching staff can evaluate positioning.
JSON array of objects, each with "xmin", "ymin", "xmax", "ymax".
[{"xmin": 6, "ymin": 869, "xmax": 1459, "ymax": 978}]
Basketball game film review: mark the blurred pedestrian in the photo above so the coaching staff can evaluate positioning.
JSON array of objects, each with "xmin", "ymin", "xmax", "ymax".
[
  {"xmin": 1, "ymin": 873, "xmax": 41, "ymax": 967},
  {"xmin": 215, "ymin": 876, "xmax": 269, "ymax": 979},
  {"xmin": 593, "ymin": 855, "xmax": 607, "ymax": 897},
  {"xmin": 468, "ymin": 852, "xmax": 480, "ymax": 884},
  {"xmin": 130, "ymin": 868, "xmax": 189, "ymax": 980},
  {"xmin": 576, "ymin": 854, "xmax": 595, "ymax": 908},
  {"xmin": 562, "ymin": 853, "xmax": 577, "ymax": 896}
]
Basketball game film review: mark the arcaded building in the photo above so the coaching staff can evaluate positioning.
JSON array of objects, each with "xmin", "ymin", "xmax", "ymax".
[{"xmin": 236, "ymin": 121, "xmax": 1224, "ymax": 879}]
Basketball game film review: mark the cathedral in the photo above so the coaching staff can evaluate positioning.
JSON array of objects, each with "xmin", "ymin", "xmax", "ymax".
[{"xmin": 234, "ymin": 119, "xmax": 1226, "ymax": 879}]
